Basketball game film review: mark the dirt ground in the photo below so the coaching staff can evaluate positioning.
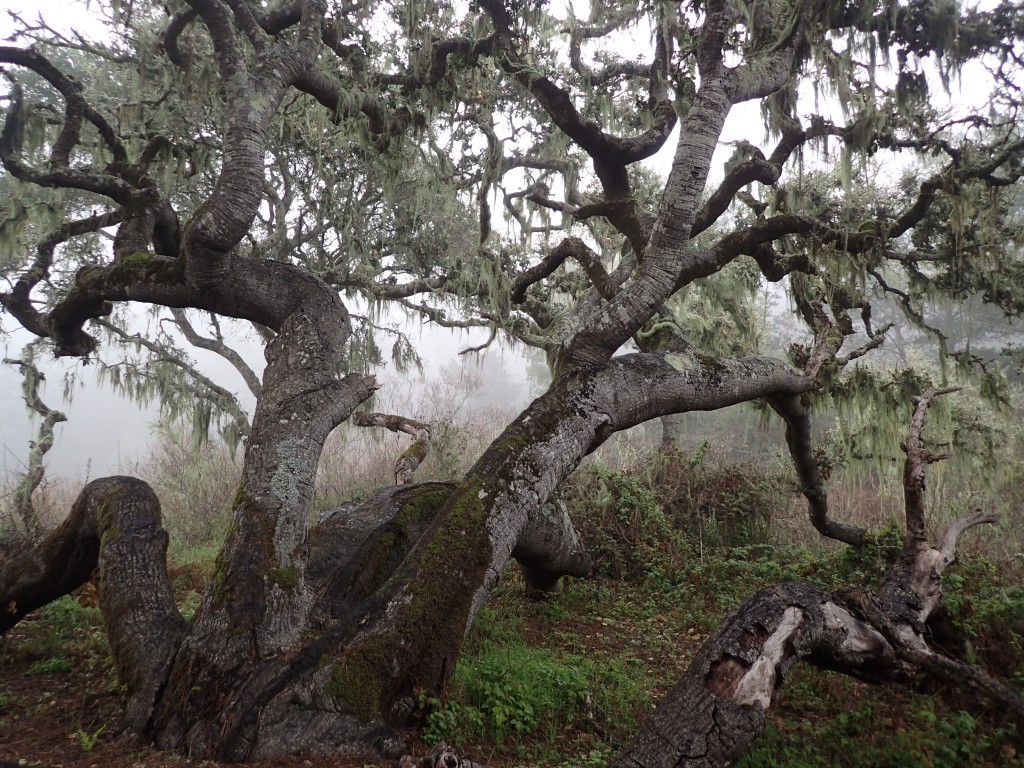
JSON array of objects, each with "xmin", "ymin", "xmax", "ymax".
[
  {"xmin": 0, "ymin": 644, "xmax": 393, "ymax": 768},
  {"xmin": 0, "ymin": 582, "xmax": 409, "ymax": 768}
]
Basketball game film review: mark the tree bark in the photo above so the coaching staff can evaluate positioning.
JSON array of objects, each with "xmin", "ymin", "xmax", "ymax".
[
  {"xmin": 0, "ymin": 477, "xmax": 186, "ymax": 730},
  {"xmin": 309, "ymin": 351, "xmax": 814, "ymax": 734}
]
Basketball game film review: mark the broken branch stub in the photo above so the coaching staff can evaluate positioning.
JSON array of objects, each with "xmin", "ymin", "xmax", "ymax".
[{"xmin": 352, "ymin": 411, "xmax": 432, "ymax": 483}]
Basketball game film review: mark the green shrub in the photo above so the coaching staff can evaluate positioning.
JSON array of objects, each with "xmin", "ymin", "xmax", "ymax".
[
  {"xmin": 27, "ymin": 656, "xmax": 72, "ymax": 675},
  {"xmin": 422, "ymin": 641, "xmax": 649, "ymax": 749},
  {"xmin": 15, "ymin": 595, "xmax": 105, "ymax": 658},
  {"xmin": 937, "ymin": 555, "xmax": 1024, "ymax": 684},
  {"xmin": 565, "ymin": 449, "xmax": 797, "ymax": 585},
  {"xmin": 655, "ymin": 457, "xmax": 790, "ymax": 552},
  {"xmin": 739, "ymin": 692, "xmax": 1023, "ymax": 768},
  {"xmin": 566, "ymin": 465, "xmax": 684, "ymax": 582},
  {"xmin": 837, "ymin": 523, "xmax": 905, "ymax": 583}
]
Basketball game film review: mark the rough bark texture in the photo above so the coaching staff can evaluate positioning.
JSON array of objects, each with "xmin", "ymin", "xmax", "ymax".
[{"xmin": 0, "ymin": 477, "xmax": 186, "ymax": 730}]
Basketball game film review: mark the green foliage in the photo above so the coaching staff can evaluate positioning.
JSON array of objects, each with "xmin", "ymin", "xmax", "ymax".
[
  {"xmin": 837, "ymin": 523, "xmax": 905, "ymax": 583},
  {"xmin": 421, "ymin": 637, "xmax": 649, "ymax": 751},
  {"xmin": 939, "ymin": 556, "xmax": 1024, "ymax": 682},
  {"xmin": 75, "ymin": 724, "xmax": 106, "ymax": 753},
  {"xmin": 824, "ymin": 360, "xmax": 1013, "ymax": 486},
  {"xmin": 674, "ymin": 546, "xmax": 821, "ymax": 616},
  {"xmin": 27, "ymin": 656, "xmax": 72, "ymax": 675},
  {"xmin": 0, "ymin": 692, "xmax": 21, "ymax": 712},
  {"xmin": 739, "ymin": 695, "xmax": 1023, "ymax": 768},
  {"xmin": 665, "ymin": 461, "xmax": 787, "ymax": 552},
  {"xmin": 7, "ymin": 594, "xmax": 108, "ymax": 666},
  {"xmin": 669, "ymin": 259, "xmax": 766, "ymax": 357},
  {"xmin": 565, "ymin": 463, "xmax": 684, "ymax": 582}
]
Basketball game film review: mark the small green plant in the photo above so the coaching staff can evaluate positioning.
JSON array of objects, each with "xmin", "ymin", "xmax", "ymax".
[
  {"xmin": 27, "ymin": 656, "xmax": 72, "ymax": 675},
  {"xmin": 15, "ymin": 595, "xmax": 106, "ymax": 659},
  {"xmin": 75, "ymin": 724, "xmax": 106, "ymax": 753},
  {"xmin": 738, "ymin": 673, "xmax": 1023, "ymax": 768},
  {"xmin": 557, "ymin": 746, "xmax": 617, "ymax": 768}
]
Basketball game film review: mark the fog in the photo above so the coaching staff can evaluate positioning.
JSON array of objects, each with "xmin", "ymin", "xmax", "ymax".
[{"xmin": 0, "ymin": 317, "xmax": 536, "ymax": 484}]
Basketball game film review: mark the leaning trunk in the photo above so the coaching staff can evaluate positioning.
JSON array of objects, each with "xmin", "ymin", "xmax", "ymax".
[{"xmin": 148, "ymin": 277, "xmax": 380, "ymax": 756}]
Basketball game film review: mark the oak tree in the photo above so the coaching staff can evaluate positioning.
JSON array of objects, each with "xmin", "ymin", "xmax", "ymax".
[{"xmin": 2, "ymin": 0, "xmax": 1023, "ymax": 765}]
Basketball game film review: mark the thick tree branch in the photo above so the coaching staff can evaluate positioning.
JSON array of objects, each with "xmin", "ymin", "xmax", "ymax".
[
  {"xmin": 0, "ymin": 208, "xmax": 122, "ymax": 339},
  {"xmin": 511, "ymin": 237, "xmax": 613, "ymax": 304},
  {"xmin": 0, "ymin": 76, "xmax": 132, "ymax": 201},
  {"xmin": 0, "ymin": 476, "xmax": 187, "ymax": 730},
  {"xmin": 181, "ymin": 0, "xmax": 325, "ymax": 273}
]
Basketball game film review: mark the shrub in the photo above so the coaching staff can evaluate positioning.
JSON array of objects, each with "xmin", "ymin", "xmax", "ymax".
[
  {"xmin": 422, "ymin": 640, "xmax": 649, "ymax": 750},
  {"xmin": 27, "ymin": 656, "xmax": 72, "ymax": 675},
  {"xmin": 563, "ymin": 464, "xmax": 684, "ymax": 582},
  {"xmin": 565, "ymin": 447, "xmax": 797, "ymax": 584}
]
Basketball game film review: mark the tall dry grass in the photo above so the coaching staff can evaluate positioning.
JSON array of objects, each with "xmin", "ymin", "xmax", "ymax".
[
  {"xmin": 125, "ymin": 420, "xmax": 242, "ymax": 560},
  {"xmin": 315, "ymin": 368, "xmax": 518, "ymax": 508}
]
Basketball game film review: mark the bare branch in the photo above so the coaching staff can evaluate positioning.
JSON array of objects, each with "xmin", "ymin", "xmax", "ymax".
[
  {"xmin": 94, "ymin": 317, "xmax": 251, "ymax": 439},
  {"xmin": 902, "ymin": 387, "xmax": 961, "ymax": 547},
  {"xmin": 938, "ymin": 509, "xmax": 1001, "ymax": 561},
  {"xmin": 458, "ymin": 324, "xmax": 497, "ymax": 356},
  {"xmin": 169, "ymin": 308, "xmax": 262, "ymax": 398},
  {"xmin": 351, "ymin": 411, "xmax": 431, "ymax": 484}
]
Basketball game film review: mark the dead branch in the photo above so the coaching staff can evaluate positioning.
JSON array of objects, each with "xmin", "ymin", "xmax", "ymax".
[
  {"xmin": 458, "ymin": 324, "xmax": 497, "ymax": 356},
  {"xmin": 351, "ymin": 412, "xmax": 432, "ymax": 483},
  {"xmin": 3, "ymin": 346, "xmax": 67, "ymax": 540},
  {"xmin": 901, "ymin": 386, "xmax": 961, "ymax": 548}
]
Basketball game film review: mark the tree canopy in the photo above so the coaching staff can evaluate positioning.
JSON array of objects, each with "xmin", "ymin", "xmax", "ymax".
[{"xmin": 1, "ymin": 0, "xmax": 1023, "ymax": 765}]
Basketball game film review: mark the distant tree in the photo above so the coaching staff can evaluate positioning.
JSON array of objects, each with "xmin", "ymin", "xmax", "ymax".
[
  {"xmin": 1, "ymin": 1, "xmax": 1023, "ymax": 765},
  {"xmin": 1, "ymin": 341, "xmax": 66, "ymax": 542}
]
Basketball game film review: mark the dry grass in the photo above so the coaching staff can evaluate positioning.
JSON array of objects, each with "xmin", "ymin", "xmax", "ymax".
[{"xmin": 315, "ymin": 369, "xmax": 518, "ymax": 508}]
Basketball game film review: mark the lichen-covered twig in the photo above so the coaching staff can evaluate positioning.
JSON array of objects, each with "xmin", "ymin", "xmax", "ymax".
[{"xmin": 3, "ymin": 345, "xmax": 67, "ymax": 540}]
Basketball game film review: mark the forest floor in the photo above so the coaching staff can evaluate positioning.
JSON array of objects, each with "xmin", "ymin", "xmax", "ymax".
[{"xmin": 2, "ymin": 540, "xmax": 1022, "ymax": 768}]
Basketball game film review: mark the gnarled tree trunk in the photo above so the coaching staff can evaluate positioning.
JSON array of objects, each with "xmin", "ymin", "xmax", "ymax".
[{"xmin": 3, "ymin": 0, "xmax": 1023, "ymax": 764}]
